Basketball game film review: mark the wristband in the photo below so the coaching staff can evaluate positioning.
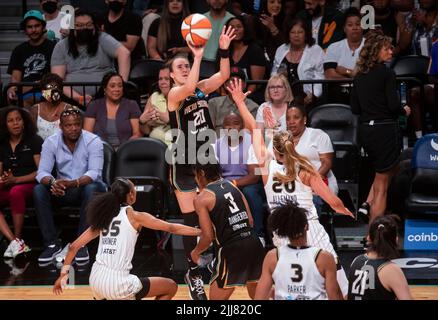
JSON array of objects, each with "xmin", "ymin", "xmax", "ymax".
[{"xmin": 218, "ymin": 48, "xmax": 229, "ymax": 59}]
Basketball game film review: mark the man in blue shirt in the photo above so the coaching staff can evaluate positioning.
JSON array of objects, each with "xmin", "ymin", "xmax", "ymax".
[{"xmin": 34, "ymin": 106, "xmax": 107, "ymax": 263}]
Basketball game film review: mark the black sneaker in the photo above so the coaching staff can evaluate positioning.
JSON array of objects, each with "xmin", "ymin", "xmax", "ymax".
[
  {"xmin": 75, "ymin": 246, "xmax": 89, "ymax": 262},
  {"xmin": 357, "ymin": 202, "xmax": 370, "ymax": 223},
  {"xmin": 38, "ymin": 244, "xmax": 62, "ymax": 262},
  {"xmin": 184, "ymin": 269, "xmax": 207, "ymax": 300}
]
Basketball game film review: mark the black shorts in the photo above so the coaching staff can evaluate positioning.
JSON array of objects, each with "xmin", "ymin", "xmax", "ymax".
[
  {"xmin": 135, "ymin": 277, "xmax": 151, "ymax": 300},
  {"xmin": 169, "ymin": 163, "xmax": 197, "ymax": 192},
  {"xmin": 210, "ymin": 235, "xmax": 265, "ymax": 288},
  {"xmin": 359, "ymin": 122, "xmax": 402, "ymax": 173}
]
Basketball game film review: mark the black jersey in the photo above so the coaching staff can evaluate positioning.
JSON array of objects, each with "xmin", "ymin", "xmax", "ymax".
[
  {"xmin": 169, "ymin": 93, "xmax": 214, "ymax": 153},
  {"xmin": 347, "ymin": 254, "xmax": 397, "ymax": 300},
  {"xmin": 205, "ymin": 179, "xmax": 253, "ymax": 247}
]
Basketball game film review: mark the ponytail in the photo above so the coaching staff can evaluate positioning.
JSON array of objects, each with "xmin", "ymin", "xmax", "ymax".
[
  {"xmin": 273, "ymin": 131, "xmax": 317, "ymax": 184},
  {"xmin": 368, "ymin": 215, "xmax": 400, "ymax": 259},
  {"xmin": 86, "ymin": 178, "xmax": 132, "ymax": 231}
]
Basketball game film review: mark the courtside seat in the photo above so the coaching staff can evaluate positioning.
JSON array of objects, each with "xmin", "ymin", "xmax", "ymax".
[{"xmin": 406, "ymin": 134, "xmax": 438, "ymax": 215}]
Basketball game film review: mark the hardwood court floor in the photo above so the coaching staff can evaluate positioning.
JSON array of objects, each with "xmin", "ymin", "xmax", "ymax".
[{"xmin": 0, "ymin": 285, "xmax": 437, "ymax": 300}]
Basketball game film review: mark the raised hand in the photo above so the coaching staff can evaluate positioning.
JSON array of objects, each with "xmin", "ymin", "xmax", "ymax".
[
  {"xmin": 219, "ymin": 25, "xmax": 236, "ymax": 50},
  {"xmin": 187, "ymin": 41, "xmax": 205, "ymax": 59},
  {"xmin": 226, "ymin": 78, "xmax": 251, "ymax": 105}
]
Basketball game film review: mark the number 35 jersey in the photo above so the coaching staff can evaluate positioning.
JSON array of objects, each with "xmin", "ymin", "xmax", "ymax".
[
  {"xmin": 169, "ymin": 94, "xmax": 214, "ymax": 152},
  {"xmin": 273, "ymin": 245, "xmax": 327, "ymax": 300},
  {"xmin": 265, "ymin": 160, "xmax": 318, "ymax": 220},
  {"xmin": 94, "ymin": 206, "xmax": 139, "ymax": 272}
]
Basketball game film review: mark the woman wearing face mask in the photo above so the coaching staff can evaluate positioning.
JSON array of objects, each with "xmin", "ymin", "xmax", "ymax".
[
  {"xmin": 51, "ymin": 9, "xmax": 131, "ymax": 106},
  {"xmin": 26, "ymin": 73, "xmax": 72, "ymax": 140},
  {"xmin": 139, "ymin": 66, "xmax": 171, "ymax": 145},
  {"xmin": 39, "ymin": 0, "xmax": 69, "ymax": 40},
  {"xmin": 147, "ymin": 0, "xmax": 191, "ymax": 60},
  {"xmin": 84, "ymin": 71, "xmax": 142, "ymax": 150}
]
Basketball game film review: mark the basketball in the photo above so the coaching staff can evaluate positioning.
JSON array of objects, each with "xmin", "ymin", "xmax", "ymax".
[{"xmin": 181, "ymin": 13, "xmax": 212, "ymax": 46}]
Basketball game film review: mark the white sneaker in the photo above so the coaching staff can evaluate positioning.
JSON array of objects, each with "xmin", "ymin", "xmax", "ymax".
[{"xmin": 4, "ymin": 239, "xmax": 30, "ymax": 259}]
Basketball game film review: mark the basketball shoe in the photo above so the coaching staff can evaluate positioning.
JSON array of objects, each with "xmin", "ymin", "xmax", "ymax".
[{"xmin": 184, "ymin": 267, "xmax": 207, "ymax": 300}]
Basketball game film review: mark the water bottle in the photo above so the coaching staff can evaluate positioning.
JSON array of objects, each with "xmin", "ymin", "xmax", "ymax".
[{"xmin": 253, "ymin": 0, "xmax": 261, "ymax": 14}]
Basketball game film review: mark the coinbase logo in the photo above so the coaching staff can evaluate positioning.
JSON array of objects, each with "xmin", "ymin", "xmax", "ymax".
[{"xmin": 407, "ymin": 233, "xmax": 438, "ymax": 242}]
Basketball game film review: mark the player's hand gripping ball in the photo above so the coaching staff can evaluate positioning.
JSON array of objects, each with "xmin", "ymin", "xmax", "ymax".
[{"xmin": 181, "ymin": 13, "xmax": 212, "ymax": 46}]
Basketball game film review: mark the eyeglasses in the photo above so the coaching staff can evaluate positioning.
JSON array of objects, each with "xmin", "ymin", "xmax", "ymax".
[
  {"xmin": 268, "ymin": 85, "xmax": 285, "ymax": 91},
  {"xmin": 61, "ymin": 108, "xmax": 81, "ymax": 117},
  {"xmin": 74, "ymin": 23, "xmax": 94, "ymax": 29}
]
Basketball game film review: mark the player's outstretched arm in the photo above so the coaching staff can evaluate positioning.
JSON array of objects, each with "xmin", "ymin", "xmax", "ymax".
[
  {"xmin": 132, "ymin": 209, "xmax": 201, "ymax": 236},
  {"xmin": 254, "ymin": 249, "xmax": 276, "ymax": 300},
  {"xmin": 53, "ymin": 228, "xmax": 100, "ymax": 295},
  {"xmin": 198, "ymin": 26, "xmax": 236, "ymax": 94}
]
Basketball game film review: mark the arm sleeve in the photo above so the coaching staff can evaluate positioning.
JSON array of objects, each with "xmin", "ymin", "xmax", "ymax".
[
  {"xmin": 249, "ymin": 44, "xmax": 267, "ymax": 67},
  {"xmin": 31, "ymin": 135, "xmax": 44, "ymax": 155},
  {"xmin": 350, "ymin": 81, "xmax": 361, "ymax": 115},
  {"xmin": 323, "ymin": 43, "xmax": 338, "ymax": 70},
  {"xmin": 127, "ymin": 14, "xmax": 143, "ymax": 37},
  {"xmin": 7, "ymin": 46, "xmax": 22, "ymax": 74},
  {"xmin": 148, "ymin": 18, "xmax": 160, "ymax": 37},
  {"xmin": 84, "ymin": 100, "xmax": 98, "ymax": 118},
  {"xmin": 255, "ymin": 104, "xmax": 265, "ymax": 124},
  {"xmin": 83, "ymin": 137, "xmax": 104, "ymax": 181},
  {"xmin": 128, "ymin": 100, "xmax": 141, "ymax": 118},
  {"xmin": 36, "ymin": 139, "xmax": 56, "ymax": 182},
  {"xmin": 100, "ymin": 32, "xmax": 123, "ymax": 58},
  {"xmin": 385, "ymin": 69, "xmax": 403, "ymax": 115},
  {"xmin": 315, "ymin": 130, "xmax": 334, "ymax": 154}
]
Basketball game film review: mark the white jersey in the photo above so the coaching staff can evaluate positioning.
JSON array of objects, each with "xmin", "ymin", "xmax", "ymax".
[
  {"xmin": 273, "ymin": 245, "xmax": 327, "ymax": 300},
  {"xmin": 264, "ymin": 160, "xmax": 318, "ymax": 220},
  {"xmin": 89, "ymin": 206, "xmax": 144, "ymax": 300}
]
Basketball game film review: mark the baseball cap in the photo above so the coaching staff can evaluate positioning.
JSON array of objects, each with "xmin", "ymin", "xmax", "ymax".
[
  {"xmin": 229, "ymin": 66, "xmax": 247, "ymax": 81},
  {"xmin": 21, "ymin": 10, "xmax": 46, "ymax": 29}
]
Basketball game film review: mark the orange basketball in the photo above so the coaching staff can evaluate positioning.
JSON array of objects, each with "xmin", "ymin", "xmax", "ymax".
[{"xmin": 181, "ymin": 13, "xmax": 212, "ymax": 46}]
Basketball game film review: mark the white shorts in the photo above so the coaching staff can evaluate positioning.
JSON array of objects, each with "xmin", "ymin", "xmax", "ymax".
[
  {"xmin": 273, "ymin": 219, "xmax": 348, "ymax": 296},
  {"xmin": 89, "ymin": 263, "xmax": 143, "ymax": 300}
]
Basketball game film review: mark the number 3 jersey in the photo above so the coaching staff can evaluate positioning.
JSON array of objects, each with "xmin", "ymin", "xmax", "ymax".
[
  {"xmin": 205, "ymin": 179, "xmax": 253, "ymax": 247},
  {"xmin": 169, "ymin": 94, "xmax": 214, "ymax": 153},
  {"xmin": 273, "ymin": 245, "xmax": 327, "ymax": 300},
  {"xmin": 94, "ymin": 206, "xmax": 139, "ymax": 272},
  {"xmin": 265, "ymin": 160, "xmax": 318, "ymax": 220}
]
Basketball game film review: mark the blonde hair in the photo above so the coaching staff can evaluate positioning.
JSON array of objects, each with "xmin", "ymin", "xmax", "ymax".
[
  {"xmin": 272, "ymin": 131, "xmax": 316, "ymax": 183},
  {"xmin": 355, "ymin": 31, "xmax": 393, "ymax": 74},
  {"xmin": 264, "ymin": 74, "xmax": 294, "ymax": 103}
]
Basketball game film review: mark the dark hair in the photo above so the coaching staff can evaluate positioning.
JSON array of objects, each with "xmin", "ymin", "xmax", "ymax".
[
  {"xmin": 101, "ymin": 71, "xmax": 124, "ymax": 90},
  {"xmin": 87, "ymin": 178, "xmax": 133, "ymax": 231},
  {"xmin": 286, "ymin": 18, "xmax": 315, "ymax": 47},
  {"xmin": 287, "ymin": 101, "xmax": 306, "ymax": 117},
  {"xmin": 368, "ymin": 215, "xmax": 400, "ymax": 259},
  {"xmin": 261, "ymin": 0, "xmax": 286, "ymax": 29},
  {"xmin": 0, "ymin": 106, "xmax": 37, "ymax": 143},
  {"xmin": 268, "ymin": 200, "xmax": 308, "ymax": 240},
  {"xmin": 194, "ymin": 162, "xmax": 222, "ymax": 182},
  {"xmin": 68, "ymin": 9, "xmax": 99, "ymax": 59},
  {"xmin": 41, "ymin": 72, "xmax": 64, "ymax": 90},
  {"xmin": 343, "ymin": 7, "xmax": 362, "ymax": 27},
  {"xmin": 226, "ymin": 16, "xmax": 252, "ymax": 44}
]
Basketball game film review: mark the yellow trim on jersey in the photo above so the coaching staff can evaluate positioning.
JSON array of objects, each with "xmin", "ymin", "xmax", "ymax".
[{"xmin": 209, "ymin": 246, "xmax": 222, "ymax": 285}]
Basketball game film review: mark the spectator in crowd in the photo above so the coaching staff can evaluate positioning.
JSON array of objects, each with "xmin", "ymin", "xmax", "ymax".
[
  {"xmin": 84, "ymin": 71, "xmax": 142, "ymax": 150},
  {"xmin": 225, "ymin": 16, "xmax": 267, "ymax": 104},
  {"xmin": 209, "ymin": 66, "xmax": 259, "ymax": 135},
  {"xmin": 203, "ymin": 0, "xmax": 235, "ymax": 62},
  {"xmin": 132, "ymin": 0, "xmax": 152, "ymax": 17},
  {"xmin": 40, "ymin": 0, "xmax": 69, "ymax": 41},
  {"xmin": 284, "ymin": 0, "xmax": 302, "ymax": 17},
  {"xmin": 147, "ymin": 0, "xmax": 190, "ymax": 60},
  {"xmin": 371, "ymin": 0, "xmax": 412, "ymax": 56},
  {"xmin": 26, "ymin": 73, "xmax": 72, "ymax": 140},
  {"xmin": 70, "ymin": 0, "xmax": 107, "ymax": 20},
  {"xmin": 405, "ymin": 0, "xmax": 438, "ymax": 136},
  {"xmin": 324, "ymin": 7, "xmax": 365, "ymax": 103},
  {"xmin": 214, "ymin": 113, "xmax": 267, "ymax": 240},
  {"xmin": 51, "ymin": 9, "xmax": 130, "ymax": 105},
  {"xmin": 272, "ymin": 18, "xmax": 324, "ymax": 107},
  {"xmin": 350, "ymin": 31, "xmax": 411, "ymax": 224},
  {"xmin": 250, "ymin": 0, "xmax": 287, "ymax": 63},
  {"xmin": 285, "ymin": 103, "xmax": 338, "ymax": 215},
  {"xmin": 296, "ymin": 0, "xmax": 344, "ymax": 50},
  {"xmin": 34, "ymin": 106, "xmax": 107, "ymax": 263},
  {"xmin": 103, "ymin": 0, "xmax": 144, "ymax": 64},
  {"xmin": 256, "ymin": 74, "xmax": 293, "ymax": 141},
  {"xmin": 139, "ymin": 66, "xmax": 171, "ymax": 145},
  {"xmin": 7, "ymin": 10, "xmax": 56, "ymax": 107},
  {"xmin": 0, "ymin": 107, "xmax": 43, "ymax": 258}
]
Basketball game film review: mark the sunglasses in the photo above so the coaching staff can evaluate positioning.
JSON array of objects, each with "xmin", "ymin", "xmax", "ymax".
[{"xmin": 61, "ymin": 108, "xmax": 81, "ymax": 117}]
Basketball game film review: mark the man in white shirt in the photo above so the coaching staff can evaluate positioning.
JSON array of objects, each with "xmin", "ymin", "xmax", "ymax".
[{"xmin": 40, "ymin": 0, "xmax": 69, "ymax": 40}]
